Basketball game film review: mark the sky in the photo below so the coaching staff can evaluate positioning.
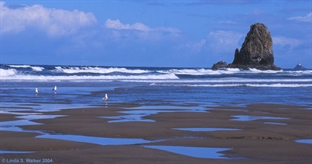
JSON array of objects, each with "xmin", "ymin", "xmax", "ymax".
[{"xmin": 0, "ymin": 0, "xmax": 311, "ymax": 68}]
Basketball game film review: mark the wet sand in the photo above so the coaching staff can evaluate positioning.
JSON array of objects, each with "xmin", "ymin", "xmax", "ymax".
[{"xmin": 0, "ymin": 103, "xmax": 311, "ymax": 164}]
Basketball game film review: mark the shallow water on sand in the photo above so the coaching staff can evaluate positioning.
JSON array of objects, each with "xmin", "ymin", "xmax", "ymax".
[
  {"xmin": 0, "ymin": 150, "xmax": 33, "ymax": 155},
  {"xmin": 173, "ymin": 128, "xmax": 241, "ymax": 132},
  {"xmin": 1, "ymin": 65, "xmax": 311, "ymax": 160},
  {"xmin": 36, "ymin": 134, "xmax": 152, "ymax": 146},
  {"xmin": 263, "ymin": 122, "xmax": 287, "ymax": 125},
  {"xmin": 144, "ymin": 145, "xmax": 231, "ymax": 159},
  {"xmin": 231, "ymin": 115, "xmax": 290, "ymax": 121},
  {"xmin": 295, "ymin": 139, "xmax": 312, "ymax": 144},
  {"xmin": 101, "ymin": 105, "xmax": 207, "ymax": 123}
]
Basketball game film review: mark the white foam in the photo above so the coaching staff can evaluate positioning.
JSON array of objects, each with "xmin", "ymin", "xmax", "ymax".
[
  {"xmin": 124, "ymin": 78, "xmax": 312, "ymax": 83},
  {"xmin": 156, "ymin": 68, "xmax": 292, "ymax": 76},
  {"xmin": 248, "ymin": 68, "xmax": 282, "ymax": 74},
  {"xmin": 54, "ymin": 66, "xmax": 150, "ymax": 74},
  {"xmin": 8, "ymin": 65, "xmax": 44, "ymax": 71},
  {"xmin": 245, "ymin": 83, "xmax": 312, "ymax": 88},
  {"xmin": 31, "ymin": 66, "xmax": 44, "ymax": 71},
  {"xmin": 8, "ymin": 65, "xmax": 31, "ymax": 68},
  {"xmin": 150, "ymin": 83, "xmax": 312, "ymax": 88},
  {"xmin": 239, "ymin": 69, "xmax": 312, "ymax": 76},
  {"xmin": 279, "ymin": 70, "xmax": 312, "ymax": 76},
  {"xmin": 0, "ymin": 73, "xmax": 179, "ymax": 82},
  {"xmin": 0, "ymin": 69, "xmax": 17, "ymax": 77},
  {"xmin": 157, "ymin": 68, "xmax": 241, "ymax": 75}
]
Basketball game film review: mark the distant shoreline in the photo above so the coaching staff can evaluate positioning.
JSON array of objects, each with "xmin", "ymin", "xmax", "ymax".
[{"xmin": 1, "ymin": 63, "xmax": 311, "ymax": 70}]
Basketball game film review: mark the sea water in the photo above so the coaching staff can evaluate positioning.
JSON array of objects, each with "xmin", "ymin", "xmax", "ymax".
[
  {"xmin": 0, "ymin": 64, "xmax": 311, "ymax": 112},
  {"xmin": 1, "ymin": 64, "xmax": 311, "ymax": 158}
]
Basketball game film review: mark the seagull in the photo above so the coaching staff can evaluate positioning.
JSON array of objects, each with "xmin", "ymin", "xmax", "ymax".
[
  {"xmin": 52, "ymin": 86, "xmax": 57, "ymax": 92},
  {"xmin": 102, "ymin": 94, "xmax": 108, "ymax": 101},
  {"xmin": 35, "ymin": 88, "xmax": 39, "ymax": 94}
]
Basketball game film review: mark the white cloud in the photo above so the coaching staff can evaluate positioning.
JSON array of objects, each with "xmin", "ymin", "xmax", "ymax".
[
  {"xmin": 0, "ymin": 2, "xmax": 97, "ymax": 36},
  {"xmin": 104, "ymin": 19, "xmax": 181, "ymax": 41},
  {"xmin": 273, "ymin": 36, "xmax": 303, "ymax": 48},
  {"xmin": 105, "ymin": 19, "xmax": 151, "ymax": 31},
  {"xmin": 104, "ymin": 19, "xmax": 181, "ymax": 34},
  {"xmin": 288, "ymin": 12, "xmax": 312, "ymax": 22},
  {"xmin": 206, "ymin": 30, "xmax": 244, "ymax": 53}
]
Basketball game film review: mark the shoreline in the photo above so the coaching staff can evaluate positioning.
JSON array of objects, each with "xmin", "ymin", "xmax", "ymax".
[{"xmin": 0, "ymin": 103, "xmax": 311, "ymax": 163}]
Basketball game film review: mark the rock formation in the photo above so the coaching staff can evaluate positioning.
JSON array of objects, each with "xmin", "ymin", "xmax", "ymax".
[
  {"xmin": 212, "ymin": 23, "xmax": 281, "ymax": 70},
  {"xmin": 212, "ymin": 61, "xmax": 227, "ymax": 69},
  {"xmin": 294, "ymin": 63, "xmax": 307, "ymax": 70}
]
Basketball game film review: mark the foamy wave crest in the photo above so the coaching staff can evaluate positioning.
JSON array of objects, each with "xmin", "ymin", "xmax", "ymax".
[
  {"xmin": 9, "ymin": 65, "xmax": 31, "ymax": 68},
  {"xmin": 31, "ymin": 66, "xmax": 44, "ymax": 71},
  {"xmin": 54, "ymin": 66, "xmax": 149, "ymax": 74},
  {"xmin": 248, "ymin": 68, "xmax": 282, "ymax": 73},
  {"xmin": 140, "ymin": 78, "xmax": 312, "ymax": 83},
  {"xmin": 245, "ymin": 83, "xmax": 312, "ymax": 87},
  {"xmin": 0, "ymin": 73, "xmax": 179, "ymax": 82},
  {"xmin": 158, "ymin": 68, "xmax": 241, "ymax": 75},
  {"xmin": 151, "ymin": 83, "xmax": 312, "ymax": 88},
  {"xmin": 280, "ymin": 70, "xmax": 312, "ymax": 76},
  {"xmin": 8, "ymin": 65, "xmax": 44, "ymax": 71},
  {"xmin": 0, "ymin": 69, "xmax": 17, "ymax": 77}
]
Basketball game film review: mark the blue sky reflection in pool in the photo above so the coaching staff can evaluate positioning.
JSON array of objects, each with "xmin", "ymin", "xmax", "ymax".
[
  {"xmin": 295, "ymin": 139, "xmax": 312, "ymax": 144},
  {"xmin": 144, "ymin": 146, "xmax": 230, "ymax": 159},
  {"xmin": 231, "ymin": 115, "xmax": 289, "ymax": 121},
  {"xmin": 0, "ymin": 150, "xmax": 33, "ymax": 154},
  {"xmin": 173, "ymin": 128, "xmax": 240, "ymax": 132},
  {"xmin": 36, "ymin": 134, "xmax": 151, "ymax": 146}
]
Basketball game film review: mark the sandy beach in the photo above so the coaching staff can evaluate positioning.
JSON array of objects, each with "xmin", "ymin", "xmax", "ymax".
[{"xmin": 0, "ymin": 103, "xmax": 311, "ymax": 164}]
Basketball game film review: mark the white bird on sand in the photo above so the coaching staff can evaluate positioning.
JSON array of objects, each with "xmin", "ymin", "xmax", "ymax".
[
  {"xmin": 35, "ymin": 88, "xmax": 39, "ymax": 94},
  {"xmin": 52, "ymin": 86, "xmax": 57, "ymax": 92},
  {"xmin": 102, "ymin": 94, "xmax": 108, "ymax": 101}
]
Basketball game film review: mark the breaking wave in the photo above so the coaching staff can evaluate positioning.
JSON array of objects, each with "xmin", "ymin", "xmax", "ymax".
[
  {"xmin": 157, "ymin": 68, "xmax": 241, "ymax": 75},
  {"xmin": 0, "ymin": 73, "xmax": 179, "ymax": 82},
  {"xmin": 150, "ymin": 83, "xmax": 312, "ymax": 88},
  {"xmin": 8, "ymin": 65, "xmax": 44, "ymax": 72},
  {"xmin": 0, "ymin": 64, "xmax": 311, "ymax": 88},
  {"xmin": 54, "ymin": 66, "xmax": 150, "ymax": 74},
  {"xmin": 0, "ymin": 69, "xmax": 17, "ymax": 77},
  {"xmin": 8, "ymin": 65, "xmax": 31, "ymax": 68}
]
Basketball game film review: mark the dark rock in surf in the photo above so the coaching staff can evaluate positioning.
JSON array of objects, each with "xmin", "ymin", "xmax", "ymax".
[
  {"xmin": 212, "ymin": 23, "xmax": 281, "ymax": 70},
  {"xmin": 212, "ymin": 61, "xmax": 227, "ymax": 70}
]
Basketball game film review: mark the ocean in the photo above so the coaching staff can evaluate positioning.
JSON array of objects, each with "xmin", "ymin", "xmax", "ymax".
[{"xmin": 0, "ymin": 64, "xmax": 311, "ymax": 112}]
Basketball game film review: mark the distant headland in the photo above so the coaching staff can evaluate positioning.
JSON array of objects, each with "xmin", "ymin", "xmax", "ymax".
[
  {"xmin": 212, "ymin": 23, "xmax": 281, "ymax": 70},
  {"xmin": 294, "ymin": 63, "xmax": 307, "ymax": 70}
]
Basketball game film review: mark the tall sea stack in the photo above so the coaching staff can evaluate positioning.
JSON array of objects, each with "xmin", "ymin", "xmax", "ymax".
[{"xmin": 212, "ymin": 23, "xmax": 281, "ymax": 70}]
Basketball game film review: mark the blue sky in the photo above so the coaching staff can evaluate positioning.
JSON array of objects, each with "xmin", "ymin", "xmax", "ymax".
[{"xmin": 0, "ymin": 0, "xmax": 311, "ymax": 68}]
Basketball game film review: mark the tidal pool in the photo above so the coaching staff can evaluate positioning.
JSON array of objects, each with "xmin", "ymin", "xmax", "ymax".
[
  {"xmin": 173, "ymin": 128, "xmax": 241, "ymax": 132},
  {"xmin": 36, "ymin": 134, "xmax": 152, "ymax": 146},
  {"xmin": 0, "ymin": 150, "xmax": 33, "ymax": 154},
  {"xmin": 295, "ymin": 139, "xmax": 312, "ymax": 144},
  {"xmin": 231, "ymin": 115, "xmax": 289, "ymax": 121},
  {"xmin": 126, "ymin": 105, "xmax": 207, "ymax": 112},
  {"xmin": 101, "ymin": 114, "xmax": 155, "ymax": 123},
  {"xmin": 263, "ymin": 122, "xmax": 287, "ymax": 125},
  {"xmin": 0, "ymin": 115, "xmax": 64, "ymax": 133},
  {"xmin": 101, "ymin": 105, "xmax": 207, "ymax": 123},
  {"xmin": 144, "ymin": 145, "xmax": 231, "ymax": 159},
  {"xmin": 0, "ymin": 120, "xmax": 41, "ymax": 127},
  {"xmin": 16, "ymin": 114, "xmax": 65, "ymax": 120}
]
